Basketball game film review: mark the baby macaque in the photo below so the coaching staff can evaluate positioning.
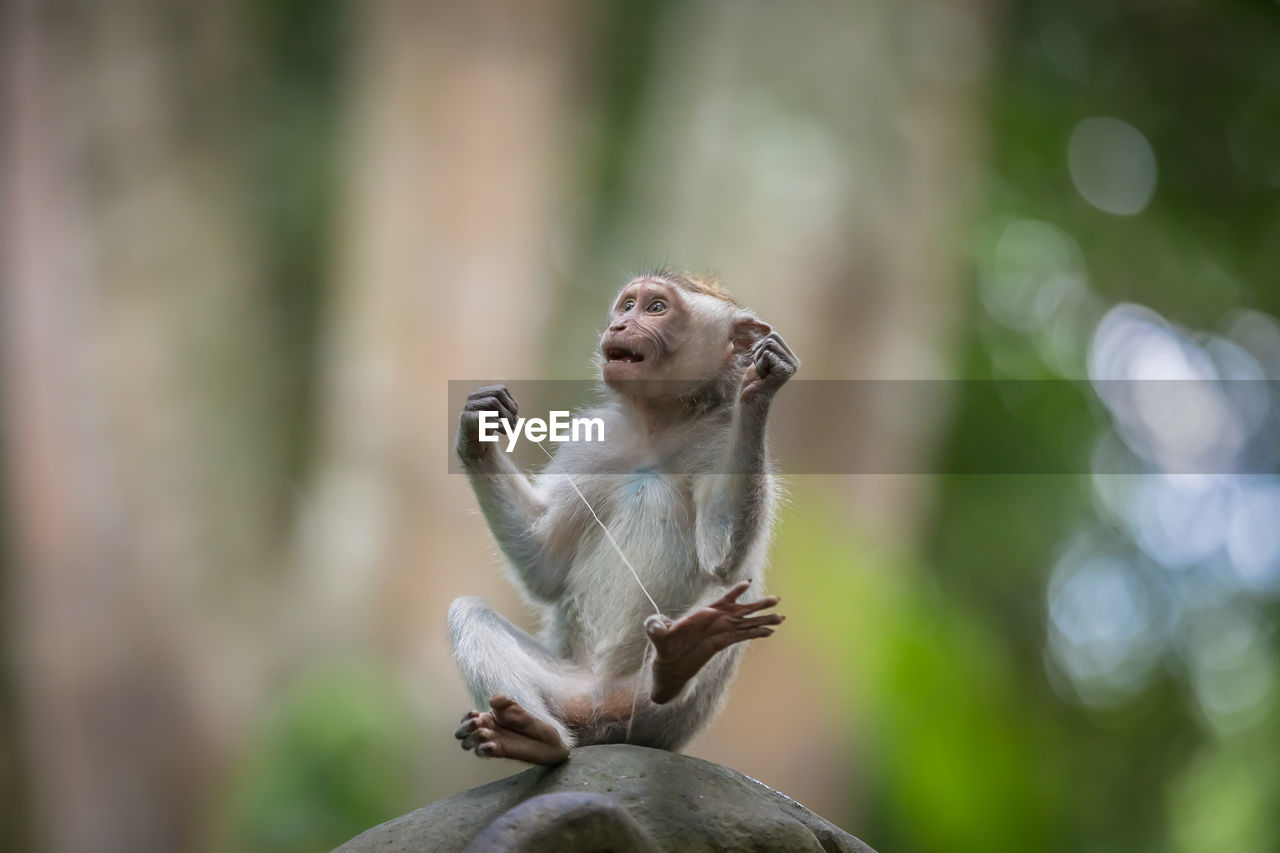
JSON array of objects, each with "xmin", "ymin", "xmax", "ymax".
[{"xmin": 451, "ymin": 270, "xmax": 797, "ymax": 765}]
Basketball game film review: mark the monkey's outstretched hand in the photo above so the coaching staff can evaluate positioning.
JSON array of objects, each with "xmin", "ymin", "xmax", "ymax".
[
  {"xmin": 645, "ymin": 580, "xmax": 783, "ymax": 704},
  {"xmin": 457, "ymin": 384, "xmax": 518, "ymax": 461},
  {"xmin": 740, "ymin": 331, "xmax": 798, "ymax": 408}
]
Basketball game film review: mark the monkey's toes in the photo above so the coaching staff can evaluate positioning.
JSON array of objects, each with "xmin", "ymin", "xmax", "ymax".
[
  {"xmin": 472, "ymin": 727, "xmax": 499, "ymax": 756},
  {"xmin": 490, "ymin": 698, "xmax": 547, "ymax": 734},
  {"xmin": 644, "ymin": 614, "xmax": 672, "ymax": 638},
  {"xmin": 487, "ymin": 696, "xmax": 569, "ymax": 752},
  {"xmin": 455, "ymin": 710, "xmax": 497, "ymax": 750},
  {"xmin": 488, "ymin": 696, "xmax": 529, "ymax": 727},
  {"xmin": 489, "ymin": 696, "xmax": 534, "ymax": 728}
]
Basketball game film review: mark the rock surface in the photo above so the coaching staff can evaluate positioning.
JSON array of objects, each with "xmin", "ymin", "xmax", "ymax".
[{"xmin": 334, "ymin": 744, "xmax": 876, "ymax": 852}]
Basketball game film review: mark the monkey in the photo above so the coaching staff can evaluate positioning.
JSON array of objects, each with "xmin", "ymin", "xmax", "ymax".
[{"xmin": 450, "ymin": 270, "xmax": 798, "ymax": 765}]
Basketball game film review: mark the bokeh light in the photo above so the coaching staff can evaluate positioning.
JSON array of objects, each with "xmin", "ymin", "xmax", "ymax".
[
  {"xmin": 1068, "ymin": 117, "xmax": 1158, "ymax": 215},
  {"xmin": 4, "ymin": 3, "xmax": 1279, "ymax": 853}
]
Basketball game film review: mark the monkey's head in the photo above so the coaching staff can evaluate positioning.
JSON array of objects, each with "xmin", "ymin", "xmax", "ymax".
[{"xmin": 600, "ymin": 271, "xmax": 769, "ymax": 402}]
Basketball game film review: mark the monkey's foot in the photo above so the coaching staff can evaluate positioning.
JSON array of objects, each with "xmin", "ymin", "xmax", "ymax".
[
  {"xmin": 454, "ymin": 695, "xmax": 570, "ymax": 766},
  {"xmin": 645, "ymin": 580, "xmax": 784, "ymax": 704}
]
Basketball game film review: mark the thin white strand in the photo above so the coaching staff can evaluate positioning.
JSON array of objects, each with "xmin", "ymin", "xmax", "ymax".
[
  {"xmin": 625, "ymin": 642, "xmax": 654, "ymax": 744},
  {"xmin": 533, "ymin": 439, "xmax": 659, "ymax": 741},
  {"xmin": 533, "ymin": 440, "xmax": 661, "ymax": 614}
]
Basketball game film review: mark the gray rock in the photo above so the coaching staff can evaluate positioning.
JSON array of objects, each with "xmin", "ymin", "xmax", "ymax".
[{"xmin": 334, "ymin": 744, "xmax": 876, "ymax": 852}]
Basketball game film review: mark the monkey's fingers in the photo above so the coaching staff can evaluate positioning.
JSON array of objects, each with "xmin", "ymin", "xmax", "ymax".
[
  {"xmin": 712, "ymin": 580, "xmax": 753, "ymax": 608},
  {"xmin": 731, "ymin": 612, "xmax": 785, "ymax": 630},
  {"xmin": 462, "ymin": 397, "xmax": 510, "ymax": 421},
  {"xmin": 764, "ymin": 332, "xmax": 799, "ymax": 364},
  {"xmin": 726, "ymin": 626, "xmax": 776, "ymax": 647},
  {"xmin": 472, "ymin": 384, "xmax": 517, "ymax": 411},
  {"xmin": 755, "ymin": 348, "xmax": 796, "ymax": 382},
  {"xmin": 491, "ymin": 385, "xmax": 519, "ymax": 418},
  {"xmin": 464, "ymin": 393, "xmax": 517, "ymax": 424},
  {"xmin": 729, "ymin": 594, "xmax": 781, "ymax": 616},
  {"xmin": 752, "ymin": 331, "xmax": 797, "ymax": 360},
  {"xmin": 491, "ymin": 384, "xmax": 517, "ymax": 412},
  {"xmin": 740, "ymin": 379, "xmax": 769, "ymax": 406}
]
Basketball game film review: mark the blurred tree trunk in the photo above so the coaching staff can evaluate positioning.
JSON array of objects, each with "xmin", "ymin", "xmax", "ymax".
[
  {"xmin": 1, "ymin": 2, "xmax": 282, "ymax": 851},
  {"xmin": 297, "ymin": 0, "xmax": 583, "ymax": 796},
  {"xmin": 1, "ymin": 0, "xmax": 998, "ymax": 847},
  {"xmin": 562, "ymin": 0, "xmax": 999, "ymax": 821}
]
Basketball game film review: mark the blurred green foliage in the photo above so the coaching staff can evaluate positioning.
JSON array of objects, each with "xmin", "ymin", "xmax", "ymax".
[
  {"xmin": 199, "ymin": 2, "xmax": 1280, "ymax": 852},
  {"xmin": 731, "ymin": 3, "xmax": 1279, "ymax": 853},
  {"xmin": 213, "ymin": 663, "xmax": 422, "ymax": 853},
  {"xmin": 907, "ymin": 2, "xmax": 1280, "ymax": 852},
  {"xmin": 780, "ymin": 487, "xmax": 1056, "ymax": 852}
]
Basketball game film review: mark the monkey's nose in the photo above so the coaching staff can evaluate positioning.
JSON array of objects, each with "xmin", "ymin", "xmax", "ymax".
[{"xmin": 609, "ymin": 322, "xmax": 628, "ymax": 332}]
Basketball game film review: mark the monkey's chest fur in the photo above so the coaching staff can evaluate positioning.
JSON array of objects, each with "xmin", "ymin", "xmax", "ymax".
[{"xmin": 557, "ymin": 468, "xmax": 703, "ymax": 676}]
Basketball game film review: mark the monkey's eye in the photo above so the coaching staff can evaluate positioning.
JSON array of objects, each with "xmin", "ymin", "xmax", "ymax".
[
  {"xmin": 646, "ymin": 300, "xmax": 667, "ymax": 313},
  {"xmin": 622, "ymin": 299, "xmax": 636, "ymax": 311}
]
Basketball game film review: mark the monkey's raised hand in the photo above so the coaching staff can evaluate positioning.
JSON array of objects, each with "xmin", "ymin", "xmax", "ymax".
[
  {"xmin": 457, "ymin": 384, "xmax": 518, "ymax": 461},
  {"xmin": 740, "ymin": 332, "xmax": 798, "ymax": 408},
  {"xmin": 644, "ymin": 580, "xmax": 783, "ymax": 704}
]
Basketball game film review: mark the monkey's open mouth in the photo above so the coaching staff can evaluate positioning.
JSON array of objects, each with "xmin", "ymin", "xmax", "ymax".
[{"xmin": 605, "ymin": 347, "xmax": 645, "ymax": 364}]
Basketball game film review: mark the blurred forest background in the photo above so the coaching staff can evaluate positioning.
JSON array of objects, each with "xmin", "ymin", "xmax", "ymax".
[{"xmin": 3, "ymin": 1, "xmax": 1280, "ymax": 852}]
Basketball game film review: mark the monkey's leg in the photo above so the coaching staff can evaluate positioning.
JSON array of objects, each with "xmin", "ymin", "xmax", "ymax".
[{"xmin": 447, "ymin": 596, "xmax": 580, "ymax": 764}]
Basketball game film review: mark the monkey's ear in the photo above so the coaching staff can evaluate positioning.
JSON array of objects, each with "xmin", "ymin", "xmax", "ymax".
[{"xmin": 730, "ymin": 318, "xmax": 771, "ymax": 355}]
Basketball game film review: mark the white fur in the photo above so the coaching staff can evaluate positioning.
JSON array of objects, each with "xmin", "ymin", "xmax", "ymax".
[{"xmin": 449, "ymin": 292, "xmax": 780, "ymax": 751}]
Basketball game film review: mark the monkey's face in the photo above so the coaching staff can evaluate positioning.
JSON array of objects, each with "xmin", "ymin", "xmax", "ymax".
[{"xmin": 601, "ymin": 278, "xmax": 727, "ymax": 398}]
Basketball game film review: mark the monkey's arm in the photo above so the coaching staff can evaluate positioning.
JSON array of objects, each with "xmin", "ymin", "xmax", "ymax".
[
  {"xmin": 458, "ymin": 386, "xmax": 571, "ymax": 600},
  {"xmin": 465, "ymin": 459, "xmax": 572, "ymax": 598},
  {"xmin": 696, "ymin": 332, "xmax": 797, "ymax": 581},
  {"xmin": 695, "ymin": 407, "xmax": 771, "ymax": 581}
]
